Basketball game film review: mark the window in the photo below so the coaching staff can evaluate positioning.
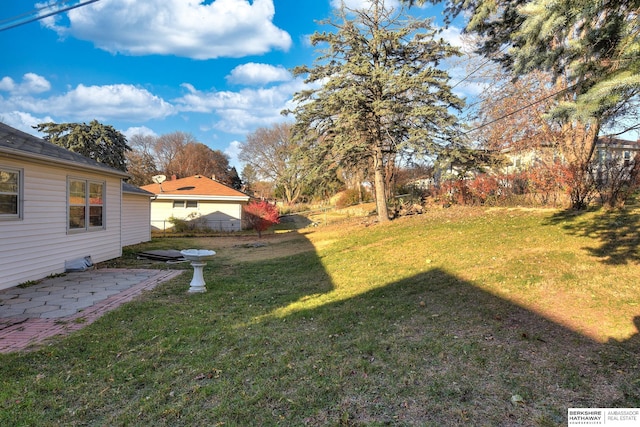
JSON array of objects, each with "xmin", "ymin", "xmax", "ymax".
[
  {"xmin": 623, "ymin": 151, "xmax": 631, "ymax": 167},
  {"xmin": 173, "ymin": 200, "xmax": 198, "ymax": 209},
  {"xmin": 598, "ymin": 149, "xmax": 607, "ymax": 164},
  {"xmin": 0, "ymin": 167, "xmax": 21, "ymax": 219},
  {"xmin": 68, "ymin": 178, "xmax": 104, "ymax": 231}
]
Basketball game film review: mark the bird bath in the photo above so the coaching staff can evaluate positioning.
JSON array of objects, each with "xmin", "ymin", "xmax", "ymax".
[{"xmin": 180, "ymin": 249, "xmax": 216, "ymax": 293}]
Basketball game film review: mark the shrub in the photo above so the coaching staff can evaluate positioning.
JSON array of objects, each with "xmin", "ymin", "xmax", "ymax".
[
  {"xmin": 335, "ymin": 188, "xmax": 368, "ymax": 209},
  {"xmin": 168, "ymin": 213, "xmax": 209, "ymax": 233},
  {"xmin": 243, "ymin": 200, "xmax": 280, "ymax": 237}
]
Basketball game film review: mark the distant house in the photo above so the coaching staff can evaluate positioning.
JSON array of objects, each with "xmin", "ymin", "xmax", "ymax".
[
  {"xmin": 500, "ymin": 136, "xmax": 640, "ymax": 175},
  {"xmin": 593, "ymin": 136, "xmax": 640, "ymax": 184},
  {"xmin": 0, "ymin": 122, "xmax": 151, "ymax": 290},
  {"xmin": 140, "ymin": 175, "xmax": 250, "ymax": 232}
]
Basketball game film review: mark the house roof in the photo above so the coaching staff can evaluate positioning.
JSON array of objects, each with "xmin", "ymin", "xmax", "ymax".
[
  {"xmin": 122, "ymin": 181, "xmax": 154, "ymax": 196},
  {"xmin": 140, "ymin": 175, "xmax": 249, "ymax": 201},
  {"xmin": 0, "ymin": 122, "xmax": 129, "ymax": 178}
]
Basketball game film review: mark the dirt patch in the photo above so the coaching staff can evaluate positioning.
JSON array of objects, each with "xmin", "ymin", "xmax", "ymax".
[{"xmin": 201, "ymin": 232, "xmax": 318, "ymax": 263}]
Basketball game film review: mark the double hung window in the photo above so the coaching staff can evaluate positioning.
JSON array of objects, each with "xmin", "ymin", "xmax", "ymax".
[
  {"xmin": 0, "ymin": 167, "xmax": 21, "ymax": 219},
  {"xmin": 68, "ymin": 178, "xmax": 104, "ymax": 231}
]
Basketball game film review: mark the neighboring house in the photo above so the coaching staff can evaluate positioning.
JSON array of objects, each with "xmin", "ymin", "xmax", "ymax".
[
  {"xmin": 0, "ymin": 122, "xmax": 151, "ymax": 290},
  {"xmin": 593, "ymin": 136, "xmax": 640, "ymax": 184},
  {"xmin": 140, "ymin": 175, "xmax": 250, "ymax": 232},
  {"xmin": 501, "ymin": 136, "xmax": 640, "ymax": 176}
]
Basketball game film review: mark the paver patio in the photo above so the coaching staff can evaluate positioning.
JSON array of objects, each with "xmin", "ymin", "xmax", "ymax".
[{"xmin": 0, "ymin": 269, "xmax": 182, "ymax": 353}]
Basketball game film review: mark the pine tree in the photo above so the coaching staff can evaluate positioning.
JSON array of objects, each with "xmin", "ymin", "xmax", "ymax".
[
  {"xmin": 34, "ymin": 120, "xmax": 131, "ymax": 172},
  {"xmin": 289, "ymin": 0, "xmax": 464, "ymax": 221}
]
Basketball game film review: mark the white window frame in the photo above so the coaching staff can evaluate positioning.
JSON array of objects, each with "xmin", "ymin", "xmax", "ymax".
[
  {"xmin": 0, "ymin": 166, "xmax": 22, "ymax": 220},
  {"xmin": 173, "ymin": 200, "xmax": 198, "ymax": 209},
  {"xmin": 68, "ymin": 177, "xmax": 105, "ymax": 232}
]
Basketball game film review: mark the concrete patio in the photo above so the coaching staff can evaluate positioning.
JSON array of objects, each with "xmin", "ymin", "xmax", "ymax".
[{"xmin": 0, "ymin": 269, "xmax": 182, "ymax": 353}]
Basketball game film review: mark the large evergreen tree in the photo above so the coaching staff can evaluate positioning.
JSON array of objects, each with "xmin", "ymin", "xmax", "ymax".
[
  {"xmin": 289, "ymin": 0, "xmax": 463, "ymax": 221},
  {"xmin": 401, "ymin": 0, "xmax": 639, "ymax": 120},
  {"xmin": 34, "ymin": 120, "xmax": 131, "ymax": 172}
]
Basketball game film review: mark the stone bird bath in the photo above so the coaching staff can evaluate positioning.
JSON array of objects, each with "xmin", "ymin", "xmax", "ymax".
[{"xmin": 180, "ymin": 249, "xmax": 216, "ymax": 293}]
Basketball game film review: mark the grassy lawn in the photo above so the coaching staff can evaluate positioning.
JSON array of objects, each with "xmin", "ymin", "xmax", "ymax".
[{"xmin": 1, "ymin": 206, "xmax": 639, "ymax": 426}]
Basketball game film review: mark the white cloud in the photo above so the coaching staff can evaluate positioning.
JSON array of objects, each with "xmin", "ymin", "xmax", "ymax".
[
  {"xmin": 174, "ymin": 78, "xmax": 306, "ymax": 134},
  {"xmin": 0, "ymin": 73, "xmax": 51, "ymax": 95},
  {"xmin": 0, "ymin": 111, "xmax": 55, "ymax": 136},
  {"xmin": 439, "ymin": 26, "xmax": 465, "ymax": 49},
  {"xmin": 123, "ymin": 126, "xmax": 158, "ymax": 140},
  {"xmin": 5, "ymin": 83, "xmax": 174, "ymax": 122},
  {"xmin": 44, "ymin": 0, "xmax": 292, "ymax": 59},
  {"xmin": 330, "ymin": 0, "xmax": 401, "ymax": 10},
  {"xmin": 226, "ymin": 63, "xmax": 292, "ymax": 86},
  {"xmin": 224, "ymin": 140, "xmax": 243, "ymax": 168}
]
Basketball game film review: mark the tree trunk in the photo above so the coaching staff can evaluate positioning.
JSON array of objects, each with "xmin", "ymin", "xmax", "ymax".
[{"xmin": 373, "ymin": 146, "xmax": 390, "ymax": 222}]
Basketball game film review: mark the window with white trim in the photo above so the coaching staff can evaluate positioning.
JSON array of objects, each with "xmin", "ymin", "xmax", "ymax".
[
  {"xmin": 0, "ymin": 167, "xmax": 21, "ymax": 219},
  {"xmin": 173, "ymin": 200, "xmax": 198, "ymax": 209},
  {"xmin": 68, "ymin": 178, "xmax": 105, "ymax": 231}
]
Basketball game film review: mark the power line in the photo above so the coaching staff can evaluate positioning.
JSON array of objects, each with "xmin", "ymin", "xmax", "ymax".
[
  {"xmin": 463, "ymin": 81, "xmax": 580, "ymax": 135},
  {"xmin": 450, "ymin": 43, "xmax": 510, "ymax": 90},
  {"xmin": 0, "ymin": 0, "xmax": 100, "ymax": 32}
]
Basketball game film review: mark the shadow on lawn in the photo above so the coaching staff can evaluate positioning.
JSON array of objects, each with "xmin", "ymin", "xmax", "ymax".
[
  {"xmin": 545, "ymin": 207, "xmax": 640, "ymax": 264},
  {"xmin": 255, "ymin": 262, "xmax": 640, "ymax": 424},
  {"xmin": 3, "ymin": 229, "xmax": 640, "ymax": 426}
]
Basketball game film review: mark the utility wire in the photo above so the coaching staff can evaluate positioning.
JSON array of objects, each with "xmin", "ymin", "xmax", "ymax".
[
  {"xmin": 462, "ymin": 81, "xmax": 580, "ymax": 135},
  {"xmin": 450, "ymin": 42, "xmax": 511, "ymax": 90},
  {"xmin": 0, "ymin": 0, "xmax": 100, "ymax": 32}
]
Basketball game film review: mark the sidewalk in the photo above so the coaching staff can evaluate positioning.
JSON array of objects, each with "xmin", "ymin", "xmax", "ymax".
[{"xmin": 0, "ymin": 268, "xmax": 182, "ymax": 353}]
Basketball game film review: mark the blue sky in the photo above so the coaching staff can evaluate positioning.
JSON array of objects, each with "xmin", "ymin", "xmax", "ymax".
[{"xmin": 0, "ymin": 0, "xmax": 475, "ymax": 169}]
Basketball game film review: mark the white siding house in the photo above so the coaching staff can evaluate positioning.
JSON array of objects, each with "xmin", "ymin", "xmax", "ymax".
[
  {"xmin": 141, "ymin": 175, "xmax": 250, "ymax": 232},
  {"xmin": 122, "ymin": 183, "xmax": 153, "ymax": 246},
  {"xmin": 0, "ymin": 123, "xmax": 148, "ymax": 290}
]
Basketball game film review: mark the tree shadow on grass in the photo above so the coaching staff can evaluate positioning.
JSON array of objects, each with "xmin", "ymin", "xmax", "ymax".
[
  {"xmin": 2, "ymin": 231, "xmax": 640, "ymax": 426},
  {"xmin": 250, "ymin": 267, "xmax": 640, "ymax": 426},
  {"xmin": 545, "ymin": 207, "xmax": 640, "ymax": 264}
]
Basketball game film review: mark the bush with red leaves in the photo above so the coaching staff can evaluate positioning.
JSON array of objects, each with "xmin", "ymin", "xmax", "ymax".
[{"xmin": 243, "ymin": 200, "xmax": 280, "ymax": 237}]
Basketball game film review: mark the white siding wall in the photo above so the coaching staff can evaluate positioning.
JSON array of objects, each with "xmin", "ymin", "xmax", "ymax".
[
  {"xmin": 0, "ymin": 159, "xmax": 123, "ymax": 290},
  {"xmin": 122, "ymin": 193, "xmax": 151, "ymax": 246},
  {"xmin": 150, "ymin": 199, "xmax": 245, "ymax": 231}
]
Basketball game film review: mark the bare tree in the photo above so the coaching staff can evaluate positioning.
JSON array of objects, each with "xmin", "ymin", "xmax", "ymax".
[{"xmin": 239, "ymin": 122, "xmax": 306, "ymax": 204}]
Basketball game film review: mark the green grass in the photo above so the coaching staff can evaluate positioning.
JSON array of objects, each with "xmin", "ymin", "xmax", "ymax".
[{"xmin": 1, "ymin": 206, "xmax": 639, "ymax": 426}]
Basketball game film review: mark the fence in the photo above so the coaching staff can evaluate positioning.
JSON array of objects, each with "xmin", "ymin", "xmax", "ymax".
[{"xmin": 151, "ymin": 218, "xmax": 244, "ymax": 234}]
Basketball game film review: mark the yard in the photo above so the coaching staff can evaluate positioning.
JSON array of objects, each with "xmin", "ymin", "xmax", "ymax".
[{"xmin": 1, "ymin": 205, "xmax": 639, "ymax": 426}]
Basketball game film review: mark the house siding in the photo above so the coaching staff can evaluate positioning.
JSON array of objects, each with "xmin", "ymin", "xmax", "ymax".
[
  {"xmin": 150, "ymin": 199, "xmax": 245, "ymax": 231},
  {"xmin": 0, "ymin": 158, "xmax": 122, "ymax": 290},
  {"xmin": 122, "ymin": 192, "xmax": 151, "ymax": 246}
]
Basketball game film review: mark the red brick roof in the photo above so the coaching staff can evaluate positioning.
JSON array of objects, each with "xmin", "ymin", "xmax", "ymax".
[{"xmin": 140, "ymin": 175, "xmax": 248, "ymax": 199}]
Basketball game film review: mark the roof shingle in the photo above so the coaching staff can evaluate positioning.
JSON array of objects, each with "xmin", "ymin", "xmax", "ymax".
[{"xmin": 140, "ymin": 175, "xmax": 248, "ymax": 199}]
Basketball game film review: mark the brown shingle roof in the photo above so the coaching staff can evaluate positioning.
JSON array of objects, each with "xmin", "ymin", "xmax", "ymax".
[{"xmin": 140, "ymin": 175, "xmax": 248, "ymax": 199}]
